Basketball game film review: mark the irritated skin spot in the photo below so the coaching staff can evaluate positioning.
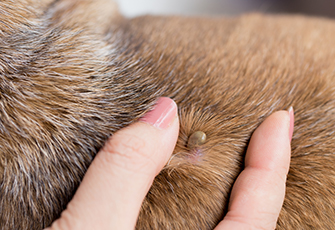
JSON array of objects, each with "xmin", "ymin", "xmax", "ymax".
[
  {"xmin": 187, "ymin": 131, "xmax": 207, "ymax": 149},
  {"xmin": 187, "ymin": 147, "xmax": 205, "ymax": 164}
]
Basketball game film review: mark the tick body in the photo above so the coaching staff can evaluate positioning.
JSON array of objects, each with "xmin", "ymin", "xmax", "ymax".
[{"xmin": 187, "ymin": 131, "xmax": 207, "ymax": 149}]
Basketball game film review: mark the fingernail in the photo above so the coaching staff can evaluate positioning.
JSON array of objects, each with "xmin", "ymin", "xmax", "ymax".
[
  {"xmin": 140, "ymin": 97, "xmax": 177, "ymax": 129},
  {"xmin": 288, "ymin": 106, "xmax": 294, "ymax": 142}
]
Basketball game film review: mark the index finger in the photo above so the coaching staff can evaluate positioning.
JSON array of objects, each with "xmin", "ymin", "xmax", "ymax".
[{"xmin": 216, "ymin": 109, "xmax": 293, "ymax": 230}]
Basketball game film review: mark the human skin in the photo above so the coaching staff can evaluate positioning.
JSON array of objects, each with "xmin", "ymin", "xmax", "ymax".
[{"xmin": 45, "ymin": 97, "xmax": 293, "ymax": 230}]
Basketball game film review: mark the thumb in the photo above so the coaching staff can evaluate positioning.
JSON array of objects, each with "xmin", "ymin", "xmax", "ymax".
[{"xmin": 46, "ymin": 97, "xmax": 179, "ymax": 230}]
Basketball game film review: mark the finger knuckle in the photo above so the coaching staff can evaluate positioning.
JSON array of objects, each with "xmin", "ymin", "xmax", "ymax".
[{"xmin": 103, "ymin": 132, "xmax": 147, "ymax": 159}]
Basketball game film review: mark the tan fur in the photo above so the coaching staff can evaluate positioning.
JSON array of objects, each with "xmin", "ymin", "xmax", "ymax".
[{"xmin": 1, "ymin": 0, "xmax": 335, "ymax": 229}]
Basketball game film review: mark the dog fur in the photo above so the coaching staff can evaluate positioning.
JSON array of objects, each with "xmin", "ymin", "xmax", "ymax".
[{"xmin": 1, "ymin": 0, "xmax": 335, "ymax": 229}]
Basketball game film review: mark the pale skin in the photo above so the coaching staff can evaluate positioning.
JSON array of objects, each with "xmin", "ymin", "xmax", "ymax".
[{"xmin": 46, "ymin": 97, "xmax": 293, "ymax": 230}]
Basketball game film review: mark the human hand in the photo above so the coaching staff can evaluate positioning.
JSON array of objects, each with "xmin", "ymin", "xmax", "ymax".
[
  {"xmin": 45, "ymin": 96, "xmax": 293, "ymax": 230},
  {"xmin": 215, "ymin": 108, "xmax": 294, "ymax": 230}
]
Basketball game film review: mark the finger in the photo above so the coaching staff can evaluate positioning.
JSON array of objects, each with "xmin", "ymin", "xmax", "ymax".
[
  {"xmin": 46, "ymin": 97, "xmax": 179, "ymax": 230},
  {"xmin": 216, "ymin": 108, "xmax": 294, "ymax": 230}
]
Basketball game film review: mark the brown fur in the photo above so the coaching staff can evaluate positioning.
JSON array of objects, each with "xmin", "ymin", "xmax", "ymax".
[{"xmin": 1, "ymin": 0, "xmax": 335, "ymax": 229}]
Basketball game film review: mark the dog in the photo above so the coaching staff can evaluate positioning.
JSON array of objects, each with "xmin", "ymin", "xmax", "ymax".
[{"xmin": 1, "ymin": 0, "xmax": 335, "ymax": 229}]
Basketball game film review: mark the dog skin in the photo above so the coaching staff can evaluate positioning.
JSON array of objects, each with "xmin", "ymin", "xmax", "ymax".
[{"xmin": 1, "ymin": 0, "xmax": 335, "ymax": 229}]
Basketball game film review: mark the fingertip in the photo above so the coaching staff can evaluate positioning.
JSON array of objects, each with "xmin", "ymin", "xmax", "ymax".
[
  {"xmin": 140, "ymin": 97, "xmax": 178, "ymax": 129},
  {"xmin": 246, "ymin": 109, "xmax": 291, "ymax": 174}
]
